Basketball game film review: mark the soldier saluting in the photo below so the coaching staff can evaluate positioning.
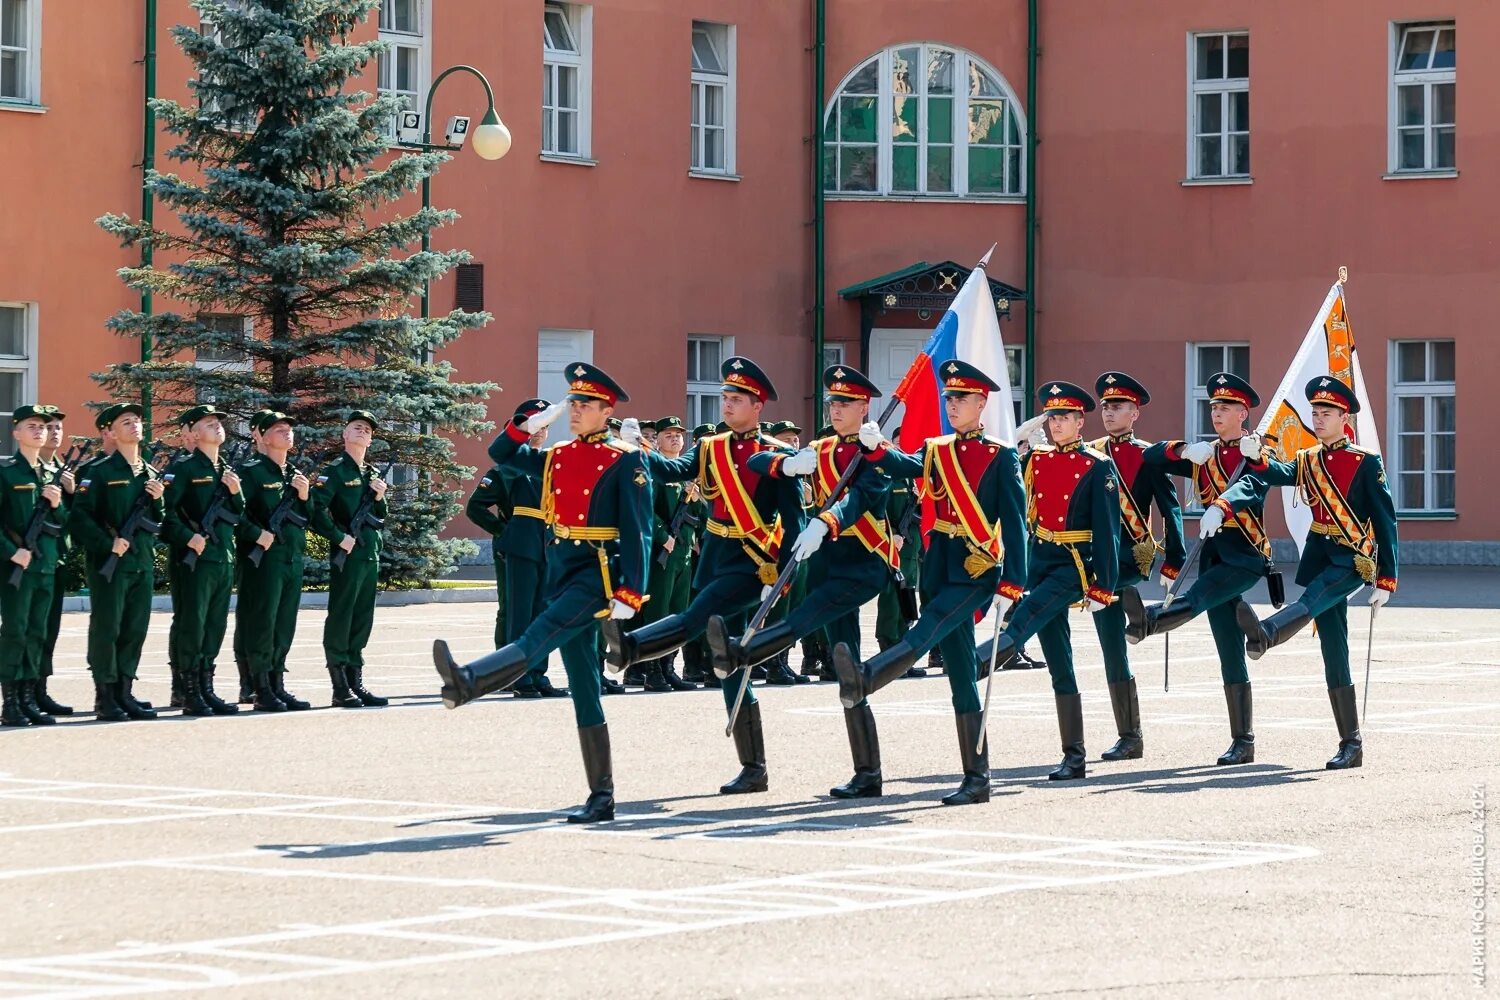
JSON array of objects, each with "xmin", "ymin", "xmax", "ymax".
[
  {"xmin": 309, "ymin": 410, "xmax": 390, "ymax": 708},
  {"xmin": 1218, "ymin": 376, "xmax": 1398, "ymax": 769},
  {"xmin": 432, "ymin": 362, "xmax": 651, "ymax": 824}
]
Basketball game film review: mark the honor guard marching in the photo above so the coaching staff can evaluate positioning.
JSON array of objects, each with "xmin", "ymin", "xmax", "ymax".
[
  {"xmin": 969, "ymin": 381, "xmax": 1122, "ymax": 780},
  {"xmin": 432, "ymin": 362, "xmax": 651, "ymax": 823},
  {"xmin": 68, "ymin": 403, "xmax": 164, "ymax": 722},
  {"xmin": 1080, "ymin": 372, "xmax": 1186, "ymax": 760},
  {"xmin": 234, "ymin": 411, "xmax": 313, "ymax": 712},
  {"xmin": 309, "ymin": 410, "xmax": 390, "ymax": 709},
  {"xmin": 707, "ymin": 365, "xmax": 897, "ymax": 798},
  {"xmin": 161, "ymin": 405, "xmax": 245, "ymax": 717},
  {"xmin": 1121, "ymin": 372, "xmax": 1270, "ymax": 766},
  {"xmin": 600, "ymin": 356, "xmax": 803, "ymax": 795},
  {"xmin": 831, "ymin": 360, "xmax": 1028, "ymax": 805},
  {"xmin": 0, "ymin": 406, "xmax": 72, "ymax": 727},
  {"xmin": 636, "ymin": 416, "xmax": 697, "ymax": 692},
  {"xmin": 465, "ymin": 398, "xmax": 565, "ymax": 699},
  {"xmin": 1217, "ymin": 377, "xmax": 1398, "ymax": 769}
]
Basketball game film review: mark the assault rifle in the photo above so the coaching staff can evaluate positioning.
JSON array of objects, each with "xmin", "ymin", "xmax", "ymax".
[
  {"xmin": 180, "ymin": 442, "xmax": 247, "ymax": 570},
  {"xmin": 329, "ymin": 460, "xmax": 395, "ymax": 570},
  {"xmin": 7, "ymin": 443, "xmax": 92, "ymax": 587},
  {"xmin": 98, "ymin": 447, "xmax": 179, "ymax": 584},
  {"xmin": 247, "ymin": 452, "xmax": 310, "ymax": 568}
]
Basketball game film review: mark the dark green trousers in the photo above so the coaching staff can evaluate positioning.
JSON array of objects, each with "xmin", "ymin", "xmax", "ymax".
[
  {"xmin": 1004, "ymin": 571, "xmax": 1088, "ymax": 696},
  {"xmin": 490, "ymin": 551, "xmax": 508, "ymax": 649},
  {"xmin": 1093, "ymin": 563, "xmax": 1142, "ymax": 684},
  {"xmin": 901, "ymin": 578, "xmax": 994, "ymax": 714},
  {"xmin": 239, "ymin": 555, "xmax": 304, "ymax": 678},
  {"xmin": 504, "ymin": 555, "xmax": 545, "ymax": 677},
  {"xmin": 324, "ymin": 557, "xmax": 377, "ymax": 669},
  {"xmin": 0, "ymin": 568, "xmax": 55, "ymax": 682},
  {"xmin": 86, "ymin": 566, "xmax": 153, "ymax": 683},
  {"xmin": 1296, "ymin": 565, "xmax": 1367, "ymax": 689},
  {"xmin": 1170, "ymin": 560, "xmax": 1261, "ymax": 686},
  {"xmin": 170, "ymin": 560, "xmax": 233, "ymax": 675},
  {"xmin": 41, "ymin": 577, "xmax": 64, "ymax": 677}
]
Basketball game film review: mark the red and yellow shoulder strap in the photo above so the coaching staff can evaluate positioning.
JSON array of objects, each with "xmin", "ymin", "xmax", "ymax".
[
  {"xmin": 927, "ymin": 435, "xmax": 1001, "ymax": 563},
  {"xmin": 1200, "ymin": 450, "xmax": 1269, "ymax": 556},
  {"xmin": 1296, "ymin": 444, "xmax": 1377, "ymax": 582},
  {"xmin": 703, "ymin": 433, "xmax": 781, "ymax": 557},
  {"xmin": 813, "ymin": 438, "xmax": 897, "ymax": 569}
]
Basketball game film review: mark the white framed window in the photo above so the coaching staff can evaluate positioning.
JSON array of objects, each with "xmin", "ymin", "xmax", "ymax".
[
  {"xmin": 1390, "ymin": 21, "xmax": 1455, "ymax": 174},
  {"xmin": 0, "ymin": 301, "xmax": 38, "ymax": 442},
  {"xmin": 686, "ymin": 335, "xmax": 733, "ymax": 429},
  {"xmin": 821, "ymin": 343, "xmax": 845, "ymax": 370},
  {"xmin": 690, "ymin": 21, "xmax": 734, "ymax": 174},
  {"xmin": 0, "ymin": 0, "xmax": 41, "ymax": 106},
  {"xmin": 198, "ymin": 1, "xmax": 260, "ymax": 131},
  {"xmin": 543, "ymin": 2, "xmax": 591, "ymax": 158},
  {"xmin": 1004, "ymin": 344, "xmax": 1024, "ymax": 425},
  {"xmin": 378, "ymin": 0, "xmax": 429, "ymax": 132},
  {"xmin": 1187, "ymin": 31, "xmax": 1249, "ymax": 179},
  {"xmin": 824, "ymin": 44, "xmax": 1026, "ymax": 199},
  {"xmin": 1389, "ymin": 339, "xmax": 1455, "ymax": 513}
]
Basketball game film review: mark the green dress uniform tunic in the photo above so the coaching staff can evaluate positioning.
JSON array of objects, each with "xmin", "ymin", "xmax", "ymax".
[
  {"xmin": 70, "ymin": 452, "xmax": 162, "ymax": 686},
  {"xmin": 161, "ymin": 449, "xmax": 245, "ymax": 694},
  {"xmin": 0, "ymin": 454, "xmax": 69, "ymax": 684},
  {"xmin": 309, "ymin": 452, "xmax": 388, "ymax": 680},
  {"xmin": 234, "ymin": 454, "xmax": 309, "ymax": 685}
]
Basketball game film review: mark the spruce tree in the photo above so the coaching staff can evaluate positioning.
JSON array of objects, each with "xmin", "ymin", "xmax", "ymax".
[{"xmin": 97, "ymin": 0, "xmax": 493, "ymax": 586}]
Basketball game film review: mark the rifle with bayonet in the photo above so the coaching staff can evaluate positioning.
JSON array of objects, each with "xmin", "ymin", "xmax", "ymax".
[
  {"xmin": 180, "ymin": 442, "xmax": 247, "ymax": 571},
  {"xmin": 98, "ymin": 446, "xmax": 179, "ymax": 584},
  {"xmin": 7, "ymin": 443, "xmax": 93, "ymax": 587},
  {"xmin": 247, "ymin": 450, "xmax": 310, "ymax": 568},
  {"xmin": 329, "ymin": 459, "xmax": 395, "ymax": 570}
]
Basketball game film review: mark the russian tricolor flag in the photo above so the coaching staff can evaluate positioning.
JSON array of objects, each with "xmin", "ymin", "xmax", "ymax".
[{"xmin": 892, "ymin": 245, "xmax": 1018, "ymax": 451}]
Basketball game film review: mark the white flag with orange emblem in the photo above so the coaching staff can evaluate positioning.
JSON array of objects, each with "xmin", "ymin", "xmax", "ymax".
[{"xmin": 1255, "ymin": 274, "xmax": 1381, "ymax": 553}]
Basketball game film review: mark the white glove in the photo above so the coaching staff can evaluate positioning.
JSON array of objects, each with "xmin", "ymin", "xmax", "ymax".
[
  {"xmin": 1239, "ymin": 433, "xmax": 1263, "ymax": 462},
  {"xmin": 1015, "ymin": 414, "xmax": 1048, "ymax": 448},
  {"xmin": 760, "ymin": 584, "xmax": 774, "ymax": 601},
  {"xmin": 619, "ymin": 417, "xmax": 642, "ymax": 446},
  {"xmin": 1158, "ymin": 571, "xmax": 1175, "ymax": 590},
  {"xmin": 791, "ymin": 518, "xmax": 829, "ymax": 562},
  {"xmin": 1181, "ymin": 441, "xmax": 1215, "ymax": 465},
  {"xmin": 994, "ymin": 595, "xmax": 1014, "ymax": 622},
  {"xmin": 608, "ymin": 599, "xmax": 637, "ymax": 620},
  {"xmin": 521, "ymin": 401, "xmax": 565, "ymax": 433},
  {"xmin": 1199, "ymin": 505, "xmax": 1225, "ymax": 538},
  {"xmin": 1368, "ymin": 587, "xmax": 1391, "ymax": 609},
  {"xmin": 780, "ymin": 447, "xmax": 817, "ymax": 476},
  {"xmin": 857, "ymin": 421, "xmax": 884, "ymax": 449},
  {"xmin": 1088, "ymin": 597, "xmax": 1111, "ymax": 614}
]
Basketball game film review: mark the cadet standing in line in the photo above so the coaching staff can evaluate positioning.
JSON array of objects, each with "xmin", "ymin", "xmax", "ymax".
[
  {"xmin": 161, "ymin": 405, "xmax": 245, "ymax": 717},
  {"xmin": 432, "ymin": 362, "xmax": 652, "ymax": 823},
  {"xmin": 234, "ymin": 410, "xmax": 276, "ymax": 704},
  {"xmin": 68, "ymin": 403, "xmax": 165, "ymax": 722},
  {"xmin": 36, "ymin": 406, "xmax": 80, "ymax": 716},
  {"xmin": 0, "ymin": 406, "xmax": 72, "ymax": 727},
  {"xmin": 635, "ymin": 416, "xmax": 697, "ymax": 691},
  {"xmin": 309, "ymin": 410, "xmax": 389, "ymax": 709},
  {"xmin": 831, "ymin": 361, "xmax": 1028, "ymax": 805},
  {"xmin": 1120, "ymin": 372, "xmax": 1270, "ymax": 766},
  {"xmin": 234, "ymin": 411, "xmax": 313, "ymax": 712},
  {"xmin": 1220, "ymin": 376, "xmax": 1398, "ymax": 769}
]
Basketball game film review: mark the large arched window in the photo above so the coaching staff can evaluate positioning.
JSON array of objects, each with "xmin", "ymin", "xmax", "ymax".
[{"xmin": 824, "ymin": 44, "xmax": 1026, "ymax": 198}]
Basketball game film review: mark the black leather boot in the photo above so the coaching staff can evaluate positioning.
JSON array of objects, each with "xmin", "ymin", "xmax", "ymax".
[
  {"xmin": 1100, "ymin": 679, "xmax": 1143, "ymax": 761},
  {"xmin": 433, "ymin": 641, "xmax": 528, "ymax": 708},
  {"xmin": 272, "ymin": 672, "xmax": 311, "ymax": 711},
  {"xmin": 1048, "ymin": 693, "xmax": 1087, "ymax": 780},
  {"xmin": 974, "ymin": 633, "xmax": 1019, "ymax": 678},
  {"xmin": 535, "ymin": 672, "xmax": 570, "ymax": 698},
  {"xmin": 92, "ymin": 678, "xmax": 129, "ymax": 722},
  {"xmin": 927, "ymin": 646, "xmax": 946, "ymax": 674},
  {"xmin": 33, "ymin": 675, "xmax": 73, "ymax": 716},
  {"xmin": 327, "ymin": 664, "xmax": 363, "ymax": 708},
  {"xmin": 833, "ymin": 639, "xmax": 921, "ymax": 710},
  {"xmin": 1016, "ymin": 645, "xmax": 1048, "ymax": 670},
  {"xmin": 642, "ymin": 662, "xmax": 672, "ymax": 693},
  {"xmin": 17, "ymin": 681, "xmax": 57, "ymax": 726},
  {"xmin": 941, "ymin": 711, "xmax": 991, "ymax": 805},
  {"xmin": 348, "ymin": 665, "xmax": 387, "ymax": 706},
  {"xmin": 720, "ymin": 701, "xmax": 769, "ymax": 794},
  {"xmin": 622, "ymin": 665, "xmax": 647, "ymax": 687},
  {"xmin": 115, "ymin": 679, "xmax": 157, "ymax": 720},
  {"xmin": 1238, "ymin": 600, "xmax": 1312, "ymax": 660},
  {"xmin": 567, "ymin": 723, "xmax": 615, "ymax": 823},
  {"xmin": 252, "ymin": 673, "xmax": 286, "ymax": 712},
  {"xmin": 1121, "ymin": 586, "xmax": 1150, "ymax": 643},
  {"xmin": 603, "ymin": 616, "xmax": 688, "ymax": 674},
  {"xmin": 169, "ymin": 663, "xmax": 185, "ymax": 709},
  {"xmin": 720, "ymin": 618, "xmax": 797, "ymax": 682},
  {"xmin": 661, "ymin": 653, "xmax": 696, "ymax": 690},
  {"xmin": 1325, "ymin": 684, "xmax": 1362, "ymax": 770},
  {"xmin": 236, "ymin": 659, "xmax": 254, "ymax": 704},
  {"xmin": 1216, "ymin": 682, "xmax": 1256, "ymax": 764},
  {"xmin": 799, "ymin": 639, "xmax": 824, "ymax": 679},
  {"xmin": 830, "ymin": 704, "xmax": 883, "ymax": 798},
  {"xmin": 198, "ymin": 669, "xmax": 240, "ymax": 715},
  {"xmin": 511, "ymin": 675, "xmax": 542, "ymax": 698},
  {"xmin": 179, "ymin": 668, "xmax": 214, "ymax": 717},
  {"xmin": 1142, "ymin": 600, "xmax": 1195, "ymax": 641},
  {"xmin": 1, "ymin": 682, "xmax": 30, "ymax": 726},
  {"xmin": 681, "ymin": 642, "xmax": 706, "ymax": 682},
  {"xmin": 600, "ymin": 673, "xmax": 626, "ymax": 695}
]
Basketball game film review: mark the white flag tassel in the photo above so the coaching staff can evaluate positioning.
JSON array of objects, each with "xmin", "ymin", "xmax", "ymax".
[{"xmin": 1256, "ymin": 274, "xmax": 1382, "ymax": 555}]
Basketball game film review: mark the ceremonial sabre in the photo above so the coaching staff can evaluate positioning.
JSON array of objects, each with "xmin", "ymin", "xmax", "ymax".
[
  {"xmin": 974, "ymin": 550, "xmax": 1008, "ymax": 754},
  {"xmin": 1362, "ymin": 542, "xmax": 1379, "ymax": 719},
  {"xmin": 724, "ymin": 395, "xmax": 902, "ymax": 737}
]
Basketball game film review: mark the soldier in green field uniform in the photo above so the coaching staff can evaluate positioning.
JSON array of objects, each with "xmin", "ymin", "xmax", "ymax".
[
  {"xmin": 234, "ymin": 411, "xmax": 313, "ymax": 712},
  {"xmin": 35, "ymin": 407, "xmax": 81, "ymax": 716},
  {"xmin": 68, "ymin": 403, "xmax": 164, "ymax": 722},
  {"xmin": 233, "ymin": 410, "xmax": 275, "ymax": 704},
  {"xmin": 636, "ymin": 416, "xmax": 697, "ymax": 691},
  {"xmin": 0, "ymin": 405, "xmax": 72, "ymax": 727},
  {"xmin": 309, "ymin": 410, "xmax": 389, "ymax": 708},
  {"xmin": 161, "ymin": 404, "xmax": 245, "ymax": 717}
]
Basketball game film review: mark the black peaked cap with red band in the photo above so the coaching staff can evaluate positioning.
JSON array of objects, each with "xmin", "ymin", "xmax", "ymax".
[{"xmin": 720, "ymin": 356, "xmax": 778, "ymax": 402}]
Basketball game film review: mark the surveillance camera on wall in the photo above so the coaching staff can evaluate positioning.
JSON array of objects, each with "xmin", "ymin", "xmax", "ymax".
[
  {"xmin": 397, "ymin": 110, "xmax": 423, "ymax": 145},
  {"xmin": 445, "ymin": 115, "xmax": 471, "ymax": 147}
]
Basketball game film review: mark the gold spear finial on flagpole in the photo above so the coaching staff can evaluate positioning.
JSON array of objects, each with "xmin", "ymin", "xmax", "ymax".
[{"xmin": 1337, "ymin": 265, "xmax": 1348, "ymax": 285}]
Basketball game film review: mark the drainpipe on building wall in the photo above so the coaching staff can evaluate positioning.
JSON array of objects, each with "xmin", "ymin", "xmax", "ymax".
[
  {"xmin": 811, "ymin": 0, "xmax": 826, "ymax": 430},
  {"xmin": 1023, "ymin": 0, "xmax": 1038, "ymax": 416},
  {"xmin": 140, "ymin": 0, "xmax": 158, "ymax": 436}
]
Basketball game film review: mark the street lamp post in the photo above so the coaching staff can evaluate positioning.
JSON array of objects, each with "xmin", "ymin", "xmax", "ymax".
[{"xmin": 396, "ymin": 64, "xmax": 511, "ymax": 319}]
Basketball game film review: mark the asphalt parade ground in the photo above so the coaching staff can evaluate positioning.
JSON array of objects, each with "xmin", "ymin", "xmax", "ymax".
[{"xmin": 2, "ymin": 569, "xmax": 1495, "ymax": 998}]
